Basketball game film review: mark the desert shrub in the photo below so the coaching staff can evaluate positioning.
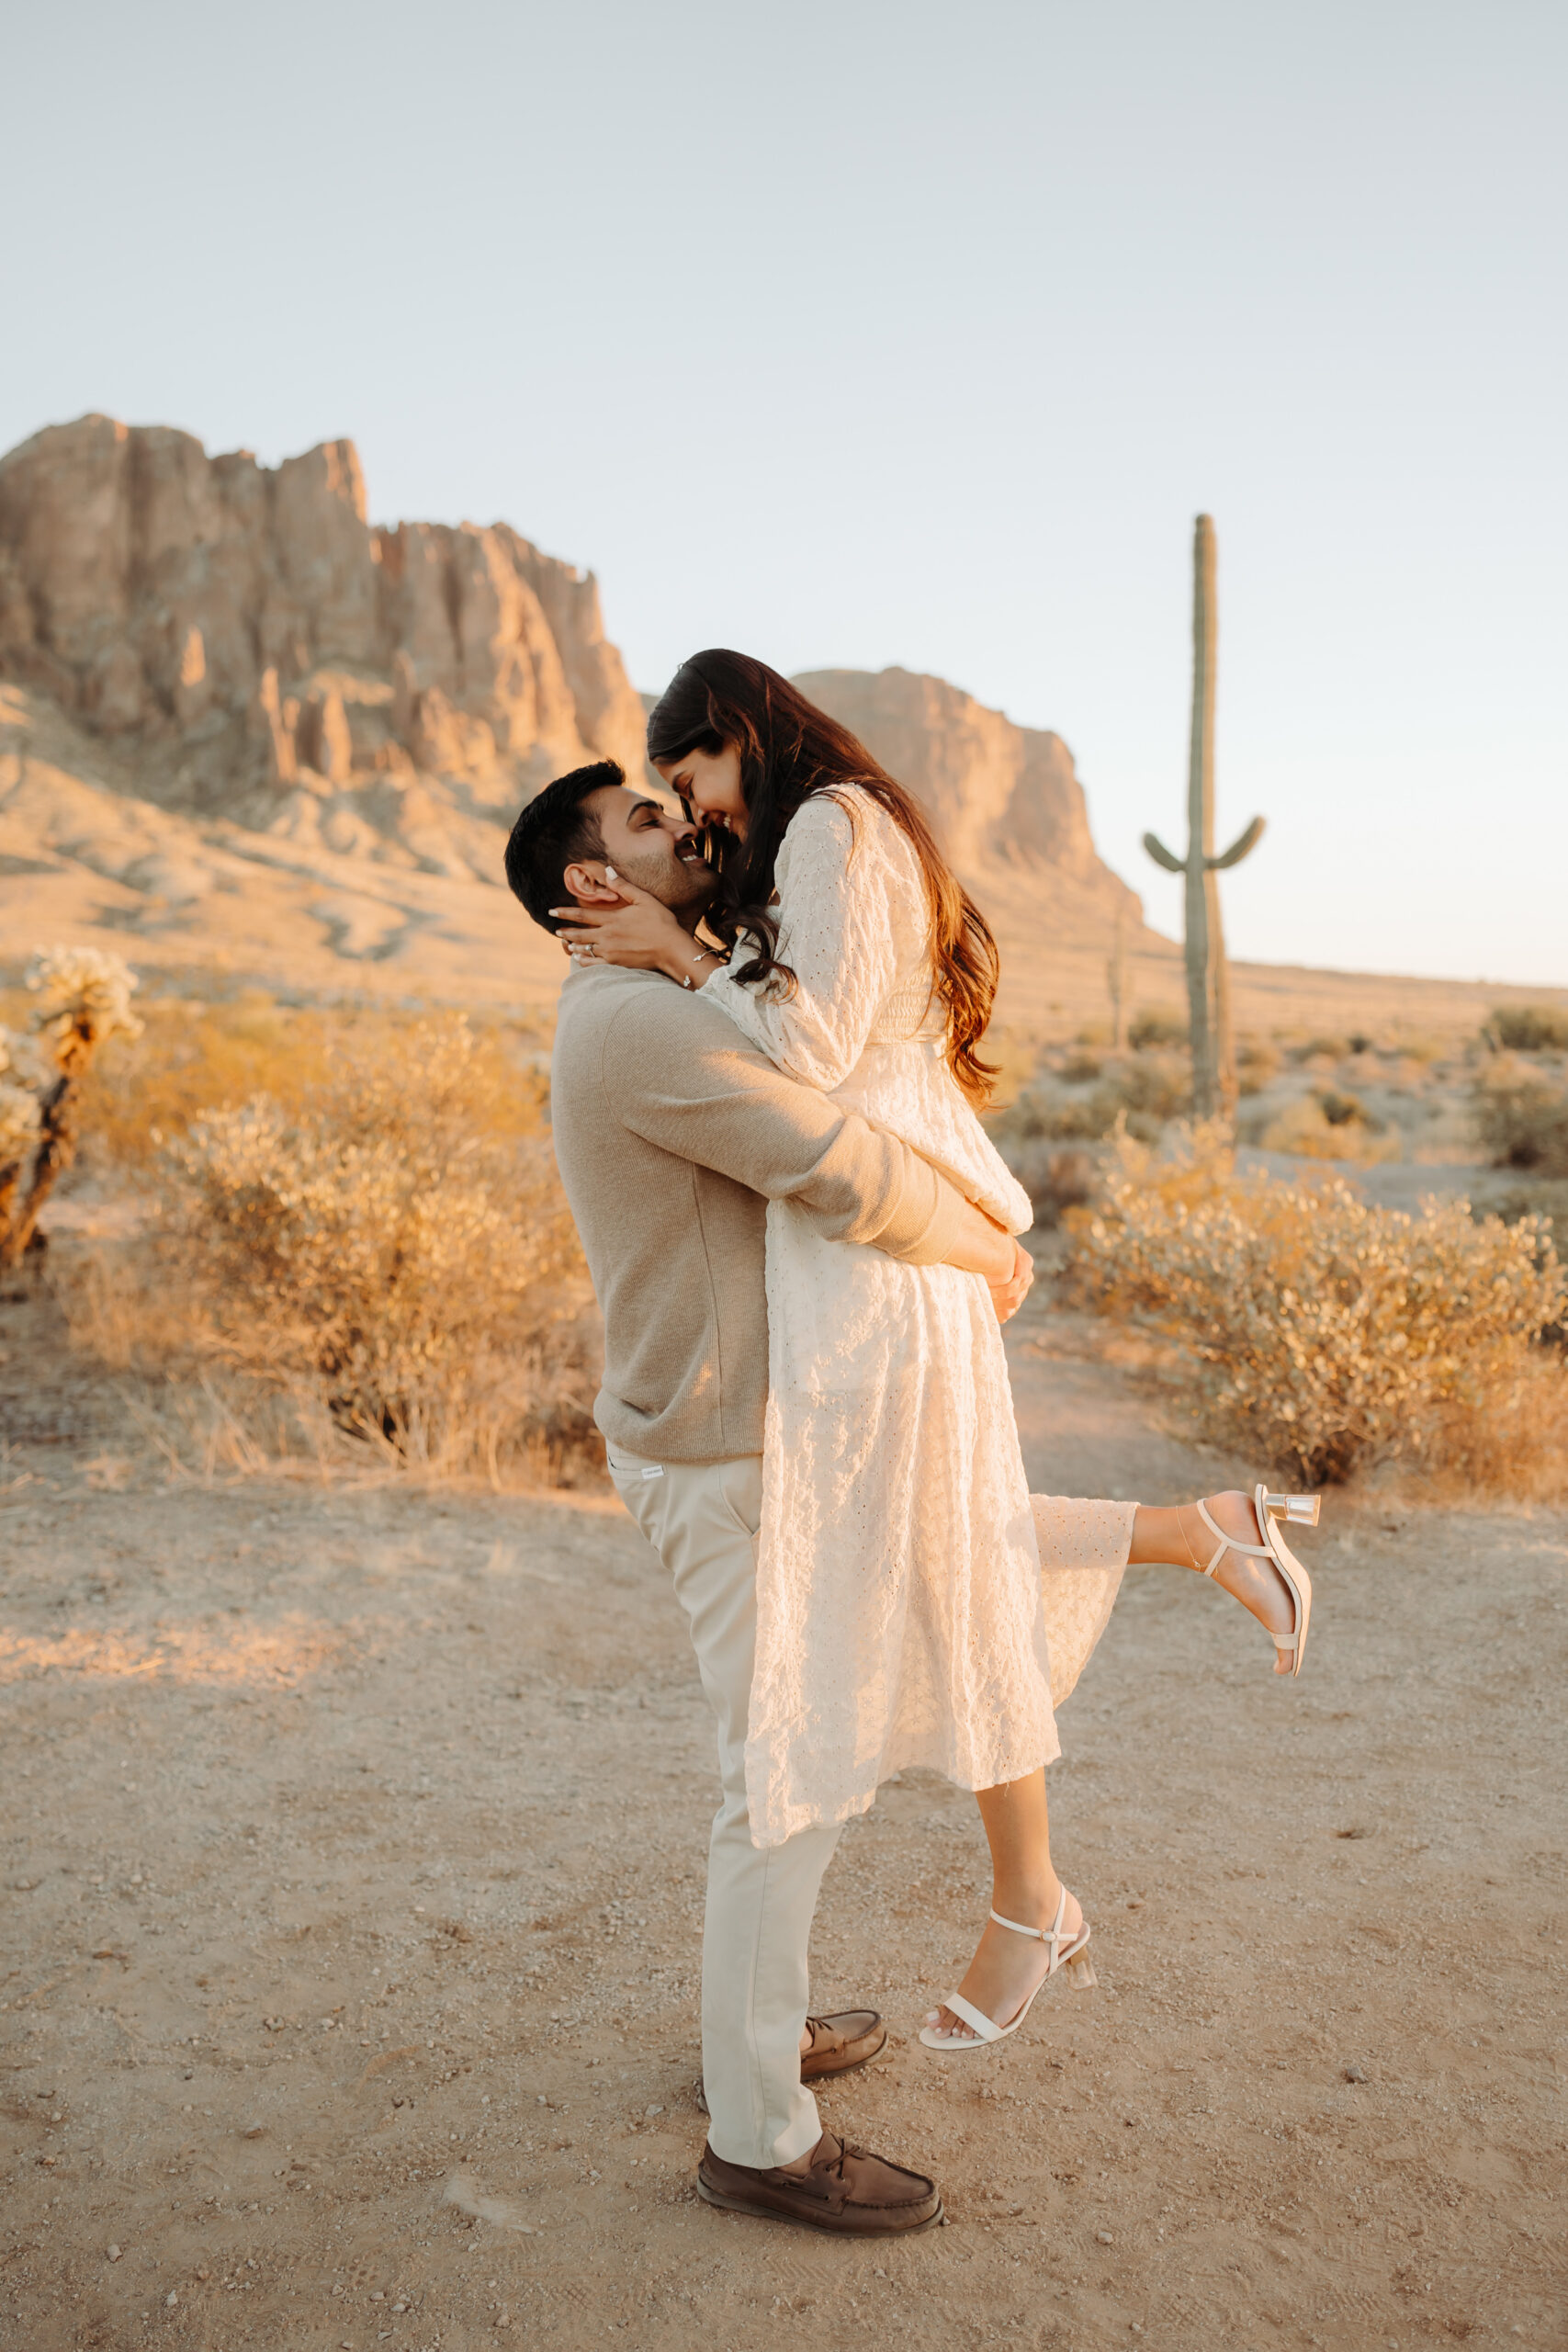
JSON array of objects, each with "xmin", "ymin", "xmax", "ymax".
[
  {"xmin": 1291, "ymin": 1034, "xmax": 1350, "ymax": 1065},
  {"xmin": 1001, "ymin": 1139, "xmax": 1100, "ymax": 1229},
  {"xmin": 999, "ymin": 1084, "xmax": 1113, "ymax": 1143},
  {"xmin": 61, "ymin": 1016, "xmax": 600, "ymax": 1485},
  {"xmin": 1259, "ymin": 1091, "xmax": 1400, "ymax": 1164},
  {"xmin": 990, "ymin": 1046, "xmax": 1191, "ymax": 1149},
  {"xmin": 1473, "ymin": 1056, "xmax": 1568, "ymax": 1176},
  {"xmin": 1235, "ymin": 1036, "xmax": 1282, "ymax": 1094},
  {"xmin": 1484, "ymin": 1005, "xmax": 1568, "ymax": 1053},
  {"xmin": 1129, "ymin": 1010, "xmax": 1188, "ymax": 1049},
  {"xmin": 1069, "ymin": 1128, "xmax": 1567, "ymax": 1489},
  {"xmin": 1111, "ymin": 1050, "xmax": 1191, "ymax": 1130},
  {"xmin": 1483, "ymin": 1177, "xmax": 1568, "ymax": 1246}
]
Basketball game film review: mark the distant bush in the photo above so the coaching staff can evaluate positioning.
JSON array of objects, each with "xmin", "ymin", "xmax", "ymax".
[
  {"xmin": 1484, "ymin": 1006, "xmax": 1568, "ymax": 1053},
  {"xmin": 1259, "ymin": 1091, "xmax": 1400, "ymax": 1165},
  {"xmin": 1002, "ymin": 1139, "xmax": 1100, "ymax": 1229},
  {"xmin": 1473, "ymin": 1056, "xmax": 1568, "ymax": 1176},
  {"xmin": 61, "ymin": 1017, "xmax": 600, "ymax": 1485},
  {"xmin": 990, "ymin": 1046, "xmax": 1191, "ymax": 1148},
  {"xmin": 1069, "ymin": 1127, "xmax": 1567, "ymax": 1490},
  {"xmin": 1129, "ymin": 1010, "xmax": 1189, "ymax": 1049},
  {"xmin": 1235, "ymin": 1036, "xmax": 1282, "ymax": 1095}
]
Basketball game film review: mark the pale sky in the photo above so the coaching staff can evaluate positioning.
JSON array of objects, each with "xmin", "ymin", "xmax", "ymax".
[{"xmin": 6, "ymin": 0, "xmax": 1564, "ymax": 983}]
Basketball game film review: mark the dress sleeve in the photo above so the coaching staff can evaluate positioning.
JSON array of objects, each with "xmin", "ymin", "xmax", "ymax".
[{"xmin": 699, "ymin": 793, "xmax": 903, "ymax": 1092}]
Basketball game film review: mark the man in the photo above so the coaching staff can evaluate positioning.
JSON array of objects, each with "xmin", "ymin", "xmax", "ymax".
[{"xmin": 504, "ymin": 760, "xmax": 1030, "ymax": 2237}]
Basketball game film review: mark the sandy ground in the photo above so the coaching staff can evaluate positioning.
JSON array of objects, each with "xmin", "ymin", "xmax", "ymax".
[{"xmin": 2, "ymin": 1272, "xmax": 1565, "ymax": 2352}]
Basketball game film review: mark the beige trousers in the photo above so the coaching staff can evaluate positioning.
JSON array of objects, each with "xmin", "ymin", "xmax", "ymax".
[{"xmin": 607, "ymin": 1448, "xmax": 840, "ymax": 2169}]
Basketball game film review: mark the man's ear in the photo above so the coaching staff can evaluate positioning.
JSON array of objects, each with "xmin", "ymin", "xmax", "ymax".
[{"xmin": 561, "ymin": 859, "xmax": 622, "ymax": 904}]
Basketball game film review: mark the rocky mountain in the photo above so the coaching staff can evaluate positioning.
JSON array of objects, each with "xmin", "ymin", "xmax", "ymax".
[
  {"xmin": 795, "ymin": 666, "xmax": 1139, "ymax": 929},
  {"xmin": 0, "ymin": 413, "xmax": 645, "ymax": 838},
  {"xmin": 0, "ymin": 414, "xmax": 1156, "ymax": 1026}
]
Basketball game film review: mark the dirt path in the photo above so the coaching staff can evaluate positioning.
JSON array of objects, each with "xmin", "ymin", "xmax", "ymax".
[{"xmin": 2, "ymin": 1276, "xmax": 1564, "ymax": 2351}]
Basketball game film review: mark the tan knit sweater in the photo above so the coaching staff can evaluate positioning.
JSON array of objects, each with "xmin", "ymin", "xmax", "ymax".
[{"xmin": 550, "ymin": 962, "xmax": 966, "ymax": 1463}]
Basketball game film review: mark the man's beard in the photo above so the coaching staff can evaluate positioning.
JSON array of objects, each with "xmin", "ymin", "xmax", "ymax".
[{"xmin": 615, "ymin": 836, "xmax": 718, "ymax": 918}]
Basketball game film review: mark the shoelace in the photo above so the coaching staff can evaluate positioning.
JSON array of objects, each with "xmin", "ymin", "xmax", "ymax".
[{"xmin": 816, "ymin": 2133, "xmax": 865, "ymax": 2181}]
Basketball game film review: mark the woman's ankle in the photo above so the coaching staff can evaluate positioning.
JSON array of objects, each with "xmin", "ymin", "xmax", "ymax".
[
  {"xmin": 1129, "ymin": 1502, "xmax": 1194, "ymax": 1569},
  {"xmin": 990, "ymin": 1870, "xmax": 1063, "ymax": 1926}
]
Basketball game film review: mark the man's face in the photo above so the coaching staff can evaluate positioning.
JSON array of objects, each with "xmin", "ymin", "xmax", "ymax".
[{"xmin": 570, "ymin": 786, "xmax": 716, "ymax": 914}]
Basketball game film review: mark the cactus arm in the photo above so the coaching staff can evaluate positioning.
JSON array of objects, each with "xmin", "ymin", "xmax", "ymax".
[
  {"xmin": 1207, "ymin": 815, "xmax": 1266, "ymax": 871},
  {"xmin": 1142, "ymin": 831, "xmax": 1186, "ymax": 874}
]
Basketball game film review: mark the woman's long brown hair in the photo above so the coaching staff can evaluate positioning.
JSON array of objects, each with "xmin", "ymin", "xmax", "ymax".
[{"xmin": 647, "ymin": 650, "xmax": 1000, "ymax": 1109}]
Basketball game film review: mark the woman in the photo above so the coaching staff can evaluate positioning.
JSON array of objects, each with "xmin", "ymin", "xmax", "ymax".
[{"xmin": 556, "ymin": 650, "xmax": 1316, "ymax": 2050}]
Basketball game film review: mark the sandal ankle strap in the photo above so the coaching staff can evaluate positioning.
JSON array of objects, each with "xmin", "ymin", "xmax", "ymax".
[
  {"xmin": 988, "ymin": 1885, "xmax": 1070, "ymax": 1960},
  {"xmin": 1193, "ymin": 1496, "xmax": 1272, "ymax": 1578}
]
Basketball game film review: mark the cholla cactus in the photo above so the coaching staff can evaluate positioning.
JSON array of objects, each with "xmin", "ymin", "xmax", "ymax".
[
  {"xmin": 26, "ymin": 945, "xmax": 142, "ymax": 1074},
  {"xmin": 0, "ymin": 945, "xmax": 141, "ymax": 1269},
  {"xmin": 0, "ymin": 1079, "xmax": 41, "ymax": 1163},
  {"xmin": 0, "ymin": 1026, "xmax": 51, "ymax": 1090}
]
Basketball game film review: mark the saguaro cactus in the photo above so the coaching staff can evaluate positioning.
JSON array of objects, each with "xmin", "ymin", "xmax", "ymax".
[
  {"xmin": 1107, "ymin": 904, "xmax": 1129, "ymax": 1052},
  {"xmin": 1144, "ymin": 514, "xmax": 1264, "ymax": 1118}
]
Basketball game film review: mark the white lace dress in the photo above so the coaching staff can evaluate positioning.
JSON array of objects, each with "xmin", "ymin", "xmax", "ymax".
[{"xmin": 700, "ymin": 788, "xmax": 1134, "ymax": 1847}]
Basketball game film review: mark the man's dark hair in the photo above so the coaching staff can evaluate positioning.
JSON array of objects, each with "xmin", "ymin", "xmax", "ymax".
[{"xmin": 503, "ymin": 759, "xmax": 623, "ymax": 933}]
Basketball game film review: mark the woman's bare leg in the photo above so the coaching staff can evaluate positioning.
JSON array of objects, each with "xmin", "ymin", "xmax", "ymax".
[
  {"xmin": 1131, "ymin": 1494, "xmax": 1298, "ymax": 1673},
  {"xmin": 925, "ymin": 1490, "xmax": 1303, "ymax": 2041},
  {"xmin": 923, "ymin": 1768, "xmax": 1081, "ymax": 2042}
]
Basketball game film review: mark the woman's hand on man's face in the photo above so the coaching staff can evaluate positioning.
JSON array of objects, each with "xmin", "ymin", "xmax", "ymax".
[{"xmin": 552, "ymin": 873, "xmax": 700, "ymax": 982}]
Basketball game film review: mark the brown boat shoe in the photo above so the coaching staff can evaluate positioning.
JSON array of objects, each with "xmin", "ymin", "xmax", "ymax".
[
  {"xmin": 697, "ymin": 2131, "xmax": 942, "ymax": 2235},
  {"xmin": 694, "ymin": 2008, "xmax": 888, "ymax": 2116},
  {"xmin": 800, "ymin": 2008, "xmax": 887, "ymax": 2080}
]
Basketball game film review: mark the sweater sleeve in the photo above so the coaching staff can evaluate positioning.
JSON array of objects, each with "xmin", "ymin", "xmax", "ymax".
[
  {"xmin": 597, "ymin": 988, "xmax": 964, "ymax": 1267},
  {"xmin": 698, "ymin": 792, "xmax": 901, "ymax": 1091}
]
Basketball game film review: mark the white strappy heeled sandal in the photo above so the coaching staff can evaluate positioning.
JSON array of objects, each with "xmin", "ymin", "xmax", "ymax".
[
  {"xmin": 1192, "ymin": 1486, "xmax": 1320, "ymax": 1678},
  {"xmin": 918, "ymin": 1886, "xmax": 1095, "ymax": 2052}
]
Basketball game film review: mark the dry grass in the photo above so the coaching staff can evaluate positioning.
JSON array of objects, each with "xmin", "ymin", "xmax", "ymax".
[
  {"xmin": 57, "ymin": 1013, "xmax": 603, "ymax": 1488},
  {"xmin": 1067, "ymin": 1125, "xmax": 1568, "ymax": 1493}
]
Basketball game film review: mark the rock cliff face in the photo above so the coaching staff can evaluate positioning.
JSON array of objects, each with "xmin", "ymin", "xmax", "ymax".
[
  {"xmin": 795, "ymin": 666, "xmax": 1139, "ymax": 923},
  {"xmin": 0, "ymin": 415, "xmax": 647, "ymax": 808}
]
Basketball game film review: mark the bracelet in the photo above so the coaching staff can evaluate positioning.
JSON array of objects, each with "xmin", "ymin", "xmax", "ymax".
[{"xmin": 681, "ymin": 947, "xmax": 718, "ymax": 991}]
